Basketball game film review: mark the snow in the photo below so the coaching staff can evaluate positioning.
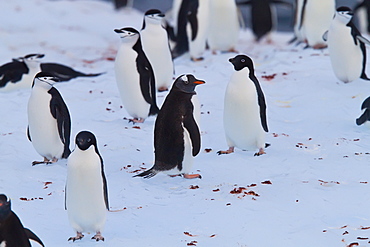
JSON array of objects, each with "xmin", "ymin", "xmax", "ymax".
[{"xmin": 1, "ymin": 0, "xmax": 370, "ymax": 246}]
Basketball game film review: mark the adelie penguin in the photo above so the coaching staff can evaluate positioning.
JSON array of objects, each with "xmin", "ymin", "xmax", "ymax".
[
  {"xmin": 27, "ymin": 72, "xmax": 71, "ymax": 165},
  {"xmin": 66, "ymin": 131, "xmax": 109, "ymax": 242},
  {"xmin": 114, "ymin": 27, "xmax": 160, "ymax": 123},
  {"xmin": 141, "ymin": 9, "xmax": 174, "ymax": 92},
  {"xmin": 218, "ymin": 55, "xmax": 269, "ymax": 156},
  {"xmin": 323, "ymin": 6, "xmax": 370, "ymax": 83},
  {"xmin": 356, "ymin": 96, "xmax": 370, "ymax": 126},
  {"xmin": 134, "ymin": 74, "xmax": 205, "ymax": 179},
  {"xmin": 0, "ymin": 194, "xmax": 45, "ymax": 247}
]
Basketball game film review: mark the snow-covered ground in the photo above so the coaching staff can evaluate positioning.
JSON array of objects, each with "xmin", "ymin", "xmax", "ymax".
[{"xmin": 2, "ymin": 0, "xmax": 370, "ymax": 246}]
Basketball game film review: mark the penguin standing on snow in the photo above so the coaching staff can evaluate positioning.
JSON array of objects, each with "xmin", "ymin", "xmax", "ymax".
[
  {"xmin": 141, "ymin": 9, "xmax": 174, "ymax": 92},
  {"xmin": 356, "ymin": 96, "xmax": 370, "ymax": 125},
  {"xmin": 324, "ymin": 6, "xmax": 370, "ymax": 83},
  {"xmin": 218, "ymin": 55, "xmax": 268, "ymax": 156},
  {"xmin": 27, "ymin": 72, "xmax": 71, "ymax": 165},
  {"xmin": 114, "ymin": 27, "xmax": 159, "ymax": 123},
  {"xmin": 66, "ymin": 131, "xmax": 109, "ymax": 242},
  {"xmin": 0, "ymin": 54, "xmax": 44, "ymax": 92},
  {"xmin": 134, "ymin": 74, "xmax": 205, "ymax": 179},
  {"xmin": 0, "ymin": 194, "xmax": 45, "ymax": 247}
]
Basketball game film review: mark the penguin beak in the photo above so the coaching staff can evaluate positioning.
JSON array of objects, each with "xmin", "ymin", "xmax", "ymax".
[
  {"xmin": 229, "ymin": 58, "xmax": 234, "ymax": 63},
  {"xmin": 37, "ymin": 54, "xmax": 45, "ymax": 59},
  {"xmin": 114, "ymin": 29, "xmax": 123, "ymax": 33},
  {"xmin": 158, "ymin": 14, "xmax": 165, "ymax": 18},
  {"xmin": 194, "ymin": 80, "xmax": 205, "ymax": 85}
]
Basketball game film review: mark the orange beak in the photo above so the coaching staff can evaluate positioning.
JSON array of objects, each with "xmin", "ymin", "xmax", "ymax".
[{"xmin": 194, "ymin": 80, "xmax": 205, "ymax": 84}]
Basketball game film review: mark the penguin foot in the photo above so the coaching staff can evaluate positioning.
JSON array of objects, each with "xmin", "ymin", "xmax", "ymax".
[
  {"xmin": 217, "ymin": 147, "xmax": 234, "ymax": 155},
  {"xmin": 68, "ymin": 232, "xmax": 84, "ymax": 242},
  {"xmin": 129, "ymin": 118, "xmax": 145, "ymax": 123},
  {"xmin": 183, "ymin": 173, "xmax": 202, "ymax": 179},
  {"xmin": 254, "ymin": 148, "xmax": 266, "ymax": 156},
  {"xmin": 191, "ymin": 57, "xmax": 204, "ymax": 62},
  {"xmin": 157, "ymin": 87, "xmax": 168, "ymax": 92},
  {"xmin": 92, "ymin": 232, "xmax": 104, "ymax": 241},
  {"xmin": 168, "ymin": 174, "xmax": 182, "ymax": 178},
  {"xmin": 32, "ymin": 157, "xmax": 53, "ymax": 166},
  {"xmin": 312, "ymin": 44, "xmax": 327, "ymax": 50},
  {"xmin": 227, "ymin": 48, "xmax": 238, "ymax": 53}
]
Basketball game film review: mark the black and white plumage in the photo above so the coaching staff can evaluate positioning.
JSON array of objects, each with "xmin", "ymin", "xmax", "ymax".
[
  {"xmin": 218, "ymin": 55, "xmax": 268, "ymax": 156},
  {"xmin": 27, "ymin": 72, "xmax": 71, "ymax": 165},
  {"xmin": 356, "ymin": 96, "xmax": 370, "ymax": 125},
  {"xmin": 354, "ymin": 0, "xmax": 370, "ymax": 34},
  {"xmin": 0, "ymin": 194, "xmax": 45, "ymax": 247},
  {"xmin": 66, "ymin": 131, "xmax": 109, "ymax": 242},
  {"xmin": 134, "ymin": 74, "xmax": 205, "ymax": 179},
  {"xmin": 40, "ymin": 63, "xmax": 103, "ymax": 82}
]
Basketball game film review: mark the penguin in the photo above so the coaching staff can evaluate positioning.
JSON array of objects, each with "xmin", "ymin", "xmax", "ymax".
[
  {"xmin": 289, "ymin": 0, "xmax": 306, "ymax": 44},
  {"xmin": 300, "ymin": 0, "xmax": 335, "ymax": 49},
  {"xmin": 0, "ymin": 194, "xmax": 45, "ymax": 247},
  {"xmin": 354, "ymin": 0, "xmax": 370, "ymax": 34},
  {"xmin": 66, "ymin": 131, "xmax": 109, "ymax": 242},
  {"xmin": 324, "ymin": 6, "xmax": 370, "ymax": 83},
  {"xmin": 114, "ymin": 27, "xmax": 160, "ymax": 123},
  {"xmin": 141, "ymin": 9, "xmax": 174, "ymax": 92},
  {"xmin": 356, "ymin": 96, "xmax": 370, "ymax": 125},
  {"xmin": 40, "ymin": 62, "xmax": 103, "ymax": 82},
  {"xmin": 207, "ymin": 0, "xmax": 239, "ymax": 53},
  {"xmin": 217, "ymin": 55, "xmax": 268, "ymax": 156},
  {"xmin": 0, "ymin": 54, "xmax": 44, "ymax": 92},
  {"xmin": 27, "ymin": 72, "xmax": 71, "ymax": 165},
  {"xmin": 238, "ymin": 0, "xmax": 291, "ymax": 42},
  {"xmin": 134, "ymin": 74, "xmax": 205, "ymax": 179}
]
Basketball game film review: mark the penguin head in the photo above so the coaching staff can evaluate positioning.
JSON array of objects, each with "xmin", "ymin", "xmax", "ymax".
[
  {"xmin": 144, "ymin": 9, "xmax": 165, "ymax": 24},
  {"xmin": 172, "ymin": 74, "xmax": 205, "ymax": 94},
  {"xmin": 33, "ymin": 72, "xmax": 60, "ymax": 88},
  {"xmin": 23, "ymin": 53, "xmax": 44, "ymax": 68},
  {"xmin": 114, "ymin": 27, "xmax": 140, "ymax": 43},
  {"xmin": 335, "ymin": 6, "xmax": 353, "ymax": 24},
  {"xmin": 75, "ymin": 131, "xmax": 98, "ymax": 151},
  {"xmin": 229, "ymin": 55, "xmax": 255, "ymax": 73},
  {"xmin": 0, "ymin": 194, "xmax": 11, "ymax": 221}
]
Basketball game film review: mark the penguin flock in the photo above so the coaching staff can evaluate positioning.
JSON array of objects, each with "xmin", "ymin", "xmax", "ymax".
[{"xmin": 2, "ymin": 0, "xmax": 370, "ymax": 245}]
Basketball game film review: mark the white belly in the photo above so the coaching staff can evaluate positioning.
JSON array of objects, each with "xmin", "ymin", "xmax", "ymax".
[
  {"xmin": 66, "ymin": 147, "xmax": 106, "ymax": 233},
  {"xmin": 141, "ymin": 26, "xmax": 173, "ymax": 90},
  {"xmin": 27, "ymin": 87, "xmax": 64, "ymax": 160},
  {"xmin": 0, "ymin": 241, "xmax": 6, "ymax": 247},
  {"xmin": 223, "ymin": 72, "xmax": 265, "ymax": 151},
  {"xmin": 328, "ymin": 23, "xmax": 363, "ymax": 82},
  {"xmin": 114, "ymin": 46, "xmax": 150, "ymax": 119},
  {"xmin": 207, "ymin": 0, "xmax": 239, "ymax": 52}
]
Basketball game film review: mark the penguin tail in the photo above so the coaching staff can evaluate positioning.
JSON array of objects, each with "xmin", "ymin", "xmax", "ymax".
[
  {"xmin": 149, "ymin": 104, "xmax": 160, "ymax": 116},
  {"xmin": 62, "ymin": 148, "xmax": 71, "ymax": 159},
  {"xmin": 360, "ymin": 72, "xmax": 370, "ymax": 81},
  {"xmin": 24, "ymin": 228, "xmax": 45, "ymax": 247},
  {"xmin": 133, "ymin": 167, "xmax": 158, "ymax": 179}
]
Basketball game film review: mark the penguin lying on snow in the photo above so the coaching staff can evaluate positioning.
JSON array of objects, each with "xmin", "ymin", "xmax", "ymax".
[
  {"xmin": 66, "ymin": 131, "xmax": 109, "ymax": 242},
  {"xmin": 134, "ymin": 74, "xmax": 205, "ymax": 179},
  {"xmin": 0, "ymin": 194, "xmax": 45, "ymax": 247},
  {"xmin": 218, "ymin": 55, "xmax": 269, "ymax": 156},
  {"xmin": 324, "ymin": 6, "xmax": 370, "ymax": 83},
  {"xmin": 27, "ymin": 72, "xmax": 71, "ymax": 165},
  {"xmin": 356, "ymin": 96, "xmax": 370, "ymax": 126},
  {"xmin": 114, "ymin": 27, "xmax": 160, "ymax": 123}
]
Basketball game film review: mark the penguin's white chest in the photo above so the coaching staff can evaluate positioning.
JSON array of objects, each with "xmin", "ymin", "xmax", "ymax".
[
  {"xmin": 114, "ymin": 45, "xmax": 150, "ymax": 119},
  {"xmin": 223, "ymin": 71, "xmax": 265, "ymax": 150},
  {"xmin": 66, "ymin": 147, "xmax": 106, "ymax": 233},
  {"xmin": 141, "ymin": 25, "xmax": 173, "ymax": 90},
  {"xmin": 328, "ymin": 22, "xmax": 363, "ymax": 82},
  {"xmin": 27, "ymin": 87, "xmax": 64, "ymax": 160},
  {"xmin": 0, "ymin": 240, "xmax": 6, "ymax": 247}
]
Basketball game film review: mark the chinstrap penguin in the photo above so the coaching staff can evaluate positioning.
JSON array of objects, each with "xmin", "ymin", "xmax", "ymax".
[
  {"xmin": 134, "ymin": 74, "xmax": 205, "ymax": 179},
  {"xmin": 114, "ymin": 27, "xmax": 160, "ymax": 123},
  {"xmin": 66, "ymin": 131, "xmax": 109, "ymax": 242},
  {"xmin": 0, "ymin": 194, "xmax": 45, "ymax": 247},
  {"xmin": 141, "ymin": 9, "xmax": 174, "ymax": 92},
  {"xmin": 218, "ymin": 55, "xmax": 269, "ymax": 156},
  {"xmin": 356, "ymin": 96, "xmax": 370, "ymax": 125},
  {"xmin": 27, "ymin": 72, "xmax": 71, "ymax": 165},
  {"xmin": 324, "ymin": 6, "xmax": 370, "ymax": 83}
]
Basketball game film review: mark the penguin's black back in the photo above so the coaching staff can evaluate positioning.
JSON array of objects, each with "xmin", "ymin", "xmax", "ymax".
[
  {"xmin": 251, "ymin": 0, "xmax": 273, "ymax": 41},
  {"xmin": 0, "ymin": 211, "xmax": 32, "ymax": 247}
]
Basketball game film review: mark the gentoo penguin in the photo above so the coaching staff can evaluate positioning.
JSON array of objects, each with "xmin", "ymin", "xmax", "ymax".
[
  {"xmin": 300, "ymin": 0, "xmax": 335, "ymax": 49},
  {"xmin": 141, "ymin": 9, "xmax": 174, "ymax": 92},
  {"xmin": 0, "ymin": 54, "xmax": 44, "ymax": 92},
  {"xmin": 0, "ymin": 194, "xmax": 45, "ymax": 247},
  {"xmin": 324, "ymin": 6, "xmax": 370, "ymax": 83},
  {"xmin": 238, "ymin": 0, "xmax": 291, "ymax": 42},
  {"xmin": 27, "ymin": 72, "xmax": 71, "ymax": 165},
  {"xmin": 66, "ymin": 131, "xmax": 109, "ymax": 242},
  {"xmin": 207, "ymin": 0, "xmax": 239, "ymax": 53},
  {"xmin": 356, "ymin": 96, "xmax": 370, "ymax": 125},
  {"xmin": 354, "ymin": 0, "xmax": 370, "ymax": 34},
  {"xmin": 134, "ymin": 74, "xmax": 205, "ymax": 179},
  {"xmin": 218, "ymin": 55, "xmax": 268, "ymax": 156},
  {"xmin": 114, "ymin": 27, "xmax": 160, "ymax": 123}
]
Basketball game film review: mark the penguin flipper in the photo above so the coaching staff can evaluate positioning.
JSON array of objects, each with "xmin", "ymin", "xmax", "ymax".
[
  {"xmin": 27, "ymin": 126, "xmax": 32, "ymax": 142},
  {"xmin": 133, "ymin": 167, "xmax": 158, "ymax": 179},
  {"xmin": 322, "ymin": 31, "xmax": 328, "ymax": 42},
  {"xmin": 183, "ymin": 112, "xmax": 201, "ymax": 156},
  {"xmin": 361, "ymin": 96, "xmax": 370, "ymax": 110},
  {"xmin": 236, "ymin": 0, "xmax": 251, "ymax": 6},
  {"xmin": 357, "ymin": 35, "xmax": 370, "ymax": 45},
  {"xmin": 251, "ymin": 76, "xmax": 269, "ymax": 132},
  {"xmin": 356, "ymin": 109, "xmax": 370, "ymax": 125},
  {"xmin": 24, "ymin": 228, "xmax": 45, "ymax": 247},
  {"xmin": 48, "ymin": 87, "xmax": 72, "ymax": 158},
  {"xmin": 187, "ymin": 0, "xmax": 199, "ymax": 41}
]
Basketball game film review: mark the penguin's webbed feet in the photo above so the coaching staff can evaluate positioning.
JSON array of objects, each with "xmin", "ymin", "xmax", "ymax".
[
  {"xmin": 128, "ymin": 118, "xmax": 145, "ymax": 124},
  {"xmin": 32, "ymin": 157, "xmax": 55, "ymax": 166},
  {"xmin": 92, "ymin": 231, "xmax": 104, "ymax": 241},
  {"xmin": 217, "ymin": 147, "xmax": 234, "ymax": 155},
  {"xmin": 68, "ymin": 232, "xmax": 84, "ymax": 242},
  {"xmin": 183, "ymin": 173, "xmax": 202, "ymax": 179},
  {"xmin": 191, "ymin": 57, "xmax": 204, "ymax": 62},
  {"xmin": 254, "ymin": 148, "xmax": 266, "ymax": 156},
  {"xmin": 157, "ymin": 86, "xmax": 168, "ymax": 92}
]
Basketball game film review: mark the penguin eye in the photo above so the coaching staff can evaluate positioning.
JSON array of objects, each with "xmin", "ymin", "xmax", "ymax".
[
  {"xmin": 87, "ymin": 138, "xmax": 91, "ymax": 143},
  {"xmin": 241, "ymin": 59, "xmax": 245, "ymax": 63}
]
